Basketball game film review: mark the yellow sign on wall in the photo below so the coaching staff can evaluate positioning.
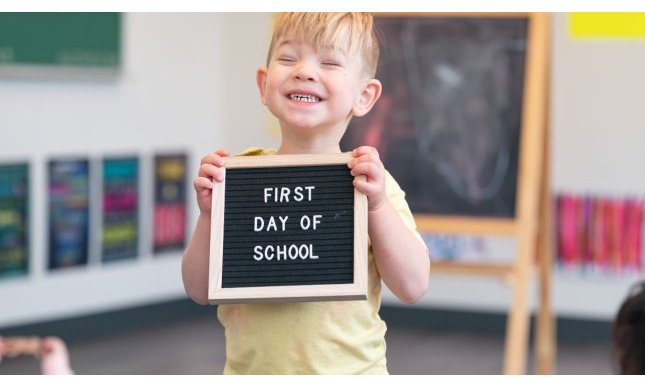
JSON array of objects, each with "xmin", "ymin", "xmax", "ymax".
[{"xmin": 570, "ymin": 13, "xmax": 645, "ymax": 38}]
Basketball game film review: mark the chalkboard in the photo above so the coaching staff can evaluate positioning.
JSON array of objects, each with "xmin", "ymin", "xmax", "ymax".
[
  {"xmin": 208, "ymin": 153, "xmax": 368, "ymax": 304},
  {"xmin": 0, "ymin": 13, "xmax": 121, "ymax": 78},
  {"xmin": 341, "ymin": 16, "xmax": 528, "ymax": 219}
]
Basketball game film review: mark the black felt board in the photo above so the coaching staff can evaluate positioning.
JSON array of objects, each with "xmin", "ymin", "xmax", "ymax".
[{"xmin": 222, "ymin": 164, "xmax": 354, "ymax": 288}]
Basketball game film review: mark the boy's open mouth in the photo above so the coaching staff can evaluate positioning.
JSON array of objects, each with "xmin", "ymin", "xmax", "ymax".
[{"xmin": 288, "ymin": 93, "xmax": 321, "ymax": 103}]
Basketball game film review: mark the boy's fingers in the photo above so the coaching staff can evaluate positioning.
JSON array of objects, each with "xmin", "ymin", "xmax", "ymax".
[
  {"xmin": 350, "ymin": 162, "xmax": 381, "ymax": 179},
  {"xmin": 352, "ymin": 178, "xmax": 377, "ymax": 196},
  {"xmin": 193, "ymin": 177, "xmax": 214, "ymax": 190},
  {"xmin": 201, "ymin": 148, "xmax": 231, "ymax": 166},
  {"xmin": 200, "ymin": 153, "xmax": 225, "ymax": 167},
  {"xmin": 352, "ymin": 146, "xmax": 379, "ymax": 157},
  {"xmin": 199, "ymin": 164, "xmax": 224, "ymax": 180},
  {"xmin": 348, "ymin": 153, "xmax": 382, "ymax": 168}
]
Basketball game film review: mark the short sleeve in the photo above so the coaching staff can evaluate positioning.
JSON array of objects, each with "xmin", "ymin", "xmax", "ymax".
[
  {"xmin": 384, "ymin": 170, "xmax": 428, "ymax": 253},
  {"xmin": 236, "ymin": 147, "xmax": 275, "ymax": 156}
]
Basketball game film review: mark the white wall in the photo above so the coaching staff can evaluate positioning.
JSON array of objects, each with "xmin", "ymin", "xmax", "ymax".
[
  {"xmin": 552, "ymin": 14, "xmax": 645, "ymax": 196},
  {"xmin": 0, "ymin": 13, "xmax": 273, "ymax": 328}
]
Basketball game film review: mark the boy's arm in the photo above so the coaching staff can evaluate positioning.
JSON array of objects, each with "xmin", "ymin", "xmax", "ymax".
[
  {"xmin": 182, "ymin": 150, "xmax": 229, "ymax": 305},
  {"xmin": 368, "ymin": 193, "xmax": 430, "ymax": 304},
  {"xmin": 349, "ymin": 146, "xmax": 430, "ymax": 304},
  {"xmin": 182, "ymin": 214, "xmax": 212, "ymax": 305}
]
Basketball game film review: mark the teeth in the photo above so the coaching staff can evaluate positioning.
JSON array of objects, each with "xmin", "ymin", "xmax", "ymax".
[{"xmin": 289, "ymin": 94, "xmax": 320, "ymax": 102}]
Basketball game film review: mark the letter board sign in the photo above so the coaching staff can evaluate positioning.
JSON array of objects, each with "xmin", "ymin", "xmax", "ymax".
[{"xmin": 208, "ymin": 153, "xmax": 368, "ymax": 304}]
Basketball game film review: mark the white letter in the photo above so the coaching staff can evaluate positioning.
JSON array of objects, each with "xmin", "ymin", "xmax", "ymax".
[
  {"xmin": 310, "ymin": 244, "xmax": 318, "ymax": 259},
  {"xmin": 264, "ymin": 188, "xmax": 272, "ymax": 203},
  {"xmin": 279, "ymin": 215, "xmax": 288, "ymax": 231},
  {"xmin": 276, "ymin": 245, "xmax": 287, "ymax": 260},
  {"xmin": 266, "ymin": 216, "xmax": 277, "ymax": 232},
  {"xmin": 312, "ymin": 214, "xmax": 322, "ymax": 230},
  {"xmin": 265, "ymin": 245, "xmax": 274, "ymax": 260},
  {"xmin": 299, "ymin": 244, "xmax": 309, "ymax": 259},
  {"xmin": 305, "ymin": 186, "xmax": 315, "ymax": 201},
  {"xmin": 254, "ymin": 216, "xmax": 264, "ymax": 232},
  {"xmin": 300, "ymin": 215, "xmax": 311, "ymax": 230},
  {"xmin": 280, "ymin": 187, "xmax": 290, "ymax": 202},
  {"xmin": 288, "ymin": 244, "xmax": 298, "ymax": 260},
  {"xmin": 293, "ymin": 186, "xmax": 304, "ymax": 202},
  {"xmin": 253, "ymin": 246, "xmax": 263, "ymax": 260}
]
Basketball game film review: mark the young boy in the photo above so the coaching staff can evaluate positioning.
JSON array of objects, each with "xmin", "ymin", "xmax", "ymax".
[{"xmin": 182, "ymin": 12, "xmax": 430, "ymax": 374}]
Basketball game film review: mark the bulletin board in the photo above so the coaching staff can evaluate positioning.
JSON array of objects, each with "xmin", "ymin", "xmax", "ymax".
[{"xmin": 0, "ymin": 12, "xmax": 121, "ymax": 78}]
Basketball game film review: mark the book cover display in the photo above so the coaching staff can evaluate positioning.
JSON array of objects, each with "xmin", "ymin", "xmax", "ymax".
[
  {"xmin": 556, "ymin": 193, "xmax": 644, "ymax": 275},
  {"xmin": 0, "ymin": 163, "xmax": 29, "ymax": 278},
  {"xmin": 153, "ymin": 153, "xmax": 187, "ymax": 254},
  {"xmin": 102, "ymin": 157, "xmax": 139, "ymax": 262},
  {"xmin": 48, "ymin": 158, "xmax": 90, "ymax": 270}
]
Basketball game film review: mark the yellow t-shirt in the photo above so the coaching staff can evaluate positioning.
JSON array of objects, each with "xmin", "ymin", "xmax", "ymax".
[{"xmin": 217, "ymin": 147, "xmax": 426, "ymax": 375}]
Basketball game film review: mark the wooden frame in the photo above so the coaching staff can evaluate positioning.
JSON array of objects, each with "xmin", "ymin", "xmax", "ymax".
[
  {"xmin": 372, "ymin": 13, "xmax": 554, "ymax": 374},
  {"xmin": 208, "ymin": 153, "xmax": 368, "ymax": 304}
]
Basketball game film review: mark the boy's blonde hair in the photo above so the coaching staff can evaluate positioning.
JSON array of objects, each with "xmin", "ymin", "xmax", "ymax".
[{"xmin": 266, "ymin": 12, "xmax": 380, "ymax": 78}]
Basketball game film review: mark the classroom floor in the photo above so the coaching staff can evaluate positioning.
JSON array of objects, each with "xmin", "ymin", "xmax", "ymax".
[{"xmin": 0, "ymin": 314, "xmax": 613, "ymax": 375}]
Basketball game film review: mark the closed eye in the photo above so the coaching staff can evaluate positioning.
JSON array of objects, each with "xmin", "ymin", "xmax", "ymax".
[
  {"xmin": 278, "ymin": 57, "xmax": 296, "ymax": 63},
  {"xmin": 322, "ymin": 61, "xmax": 341, "ymax": 67}
]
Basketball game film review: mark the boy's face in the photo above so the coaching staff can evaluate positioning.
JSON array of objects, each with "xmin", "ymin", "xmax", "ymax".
[{"xmin": 257, "ymin": 35, "xmax": 381, "ymax": 139}]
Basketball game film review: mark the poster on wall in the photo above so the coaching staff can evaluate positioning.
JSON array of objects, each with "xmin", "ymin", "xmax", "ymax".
[
  {"xmin": 0, "ymin": 163, "xmax": 29, "ymax": 279},
  {"xmin": 569, "ymin": 13, "xmax": 645, "ymax": 39},
  {"xmin": 48, "ymin": 158, "xmax": 90, "ymax": 270},
  {"xmin": 556, "ymin": 193, "xmax": 644, "ymax": 275},
  {"xmin": 102, "ymin": 157, "xmax": 139, "ymax": 263},
  {"xmin": 153, "ymin": 153, "xmax": 187, "ymax": 254}
]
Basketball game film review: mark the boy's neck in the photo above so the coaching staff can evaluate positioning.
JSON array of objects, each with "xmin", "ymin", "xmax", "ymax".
[
  {"xmin": 277, "ymin": 128, "xmax": 345, "ymax": 155},
  {"xmin": 277, "ymin": 138, "xmax": 342, "ymax": 155}
]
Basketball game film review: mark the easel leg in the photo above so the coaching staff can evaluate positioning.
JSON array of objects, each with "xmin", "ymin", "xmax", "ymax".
[
  {"xmin": 535, "ymin": 215, "xmax": 556, "ymax": 374},
  {"xmin": 534, "ymin": 98, "xmax": 556, "ymax": 374},
  {"xmin": 503, "ymin": 256, "xmax": 532, "ymax": 374}
]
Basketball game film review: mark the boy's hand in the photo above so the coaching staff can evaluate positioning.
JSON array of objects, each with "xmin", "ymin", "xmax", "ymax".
[
  {"xmin": 194, "ymin": 149, "xmax": 230, "ymax": 216},
  {"xmin": 348, "ymin": 146, "xmax": 386, "ymax": 211}
]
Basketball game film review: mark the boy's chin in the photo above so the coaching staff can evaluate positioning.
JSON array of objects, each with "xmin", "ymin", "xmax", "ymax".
[
  {"xmin": 281, "ymin": 123, "xmax": 341, "ymax": 135},
  {"xmin": 278, "ymin": 116, "xmax": 350, "ymax": 135},
  {"xmin": 279, "ymin": 119, "xmax": 321, "ymax": 132}
]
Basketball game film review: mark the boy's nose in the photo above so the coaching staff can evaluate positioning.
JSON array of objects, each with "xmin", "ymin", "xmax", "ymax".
[
  {"xmin": 294, "ymin": 62, "xmax": 317, "ymax": 82},
  {"xmin": 296, "ymin": 74, "xmax": 315, "ymax": 81}
]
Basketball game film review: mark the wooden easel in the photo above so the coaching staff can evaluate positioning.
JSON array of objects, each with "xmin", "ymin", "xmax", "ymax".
[{"xmin": 413, "ymin": 13, "xmax": 554, "ymax": 374}]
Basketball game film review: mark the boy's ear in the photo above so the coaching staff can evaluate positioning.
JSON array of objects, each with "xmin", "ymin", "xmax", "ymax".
[
  {"xmin": 352, "ymin": 79, "xmax": 382, "ymax": 117},
  {"xmin": 256, "ymin": 66, "xmax": 268, "ymax": 106}
]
